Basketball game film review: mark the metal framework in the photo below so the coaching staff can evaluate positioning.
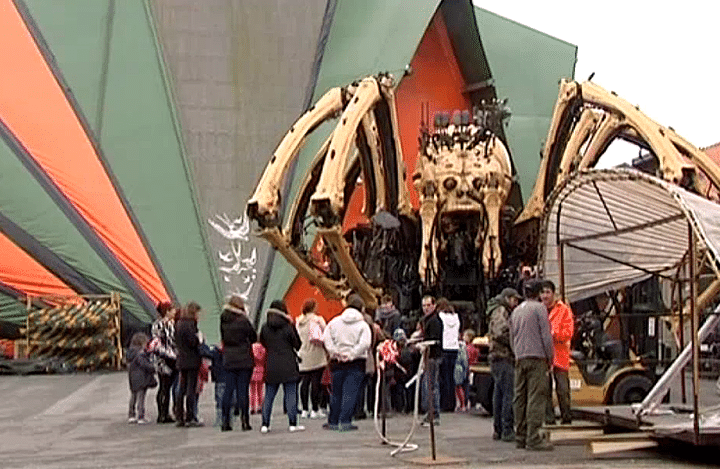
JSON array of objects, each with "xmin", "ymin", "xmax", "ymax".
[{"xmin": 540, "ymin": 168, "xmax": 720, "ymax": 445}]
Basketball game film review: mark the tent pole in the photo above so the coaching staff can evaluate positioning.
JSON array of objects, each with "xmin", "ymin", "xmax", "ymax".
[
  {"xmin": 25, "ymin": 296, "xmax": 31, "ymax": 358},
  {"xmin": 677, "ymin": 263, "xmax": 686, "ymax": 404},
  {"xmin": 688, "ymin": 224, "xmax": 700, "ymax": 445},
  {"xmin": 558, "ymin": 241, "xmax": 566, "ymax": 302}
]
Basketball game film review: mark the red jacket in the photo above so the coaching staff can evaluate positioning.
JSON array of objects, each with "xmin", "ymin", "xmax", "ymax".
[{"xmin": 548, "ymin": 301, "xmax": 574, "ymax": 370}]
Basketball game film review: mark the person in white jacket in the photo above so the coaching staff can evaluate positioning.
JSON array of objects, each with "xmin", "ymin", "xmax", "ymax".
[
  {"xmin": 322, "ymin": 294, "xmax": 371, "ymax": 431},
  {"xmin": 296, "ymin": 298, "xmax": 328, "ymax": 419},
  {"xmin": 438, "ymin": 298, "xmax": 460, "ymax": 412}
]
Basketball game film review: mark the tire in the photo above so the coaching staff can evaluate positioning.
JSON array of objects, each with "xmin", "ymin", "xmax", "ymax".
[{"xmin": 611, "ymin": 374, "xmax": 653, "ymax": 404}]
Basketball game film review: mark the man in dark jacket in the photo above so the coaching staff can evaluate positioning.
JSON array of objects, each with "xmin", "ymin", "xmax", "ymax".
[
  {"xmin": 174, "ymin": 301, "xmax": 203, "ymax": 427},
  {"xmin": 259, "ymin": 300, "xmax": 303, "ymax": 433},
  {"xmin": 510, "ymin": 280, "xmax": 554, "ymax": 451},
  {"xmin": 419, "ymin": 295, "xmax": 442, "ymax": 425},
  {"xmin": 488, "ymin": 287, "xmax": 521, "ymax": 442},
  {"xmin": 220, "ymin": 295, "xmax": 257, "ymax": 432},
  {"xmin": 375, "ymin": 293, "xmax": 401, "ymax": 338}
]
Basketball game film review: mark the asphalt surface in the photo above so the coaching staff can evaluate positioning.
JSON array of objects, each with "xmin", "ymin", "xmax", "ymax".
[{"xmin": 0, "ymin": 371, "xmax": 718, "ymax": 468}]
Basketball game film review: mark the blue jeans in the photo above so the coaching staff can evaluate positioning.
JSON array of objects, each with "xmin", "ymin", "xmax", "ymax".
[
  {"xmin": 223, "ymin": 369, "xmax": 251, "ymax": 424},
  {"xmin": 262, "ymin": 381, "xmax": 299, "ymax": 427},
  {"xmin": 491, "ymin": 359, "xmax": 514, "ymax": 438},
  {"xmin": 214, "ymin": 381, "xmax": 225, "ymax": 412},
  {"xmin": 421, "ymin": 357, "xmax": 441, "ymax": 418},
  {"xmin": 329, "ymin": 362, "xmax": 365, "ymax": 426}
]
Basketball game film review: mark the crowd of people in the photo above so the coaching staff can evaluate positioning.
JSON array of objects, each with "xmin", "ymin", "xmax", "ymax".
[{"xmin": 125, "ymin": 272, "xmax": 574, "ymax": 452}]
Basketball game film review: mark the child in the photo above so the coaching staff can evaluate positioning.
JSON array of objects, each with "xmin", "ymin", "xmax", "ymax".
[
  {"xmin": 392, "ymin": 328, "xmax": 420, "ymax": 414},
  {"xmin": 249, "ymin": 342, "xmax": 266, "ymax": 414},
  {"xmin": 320, "ymin": 365, "xmax": 332, "ymax": 412},
  {"xmin": 462, "ymin": 329, "xmax": 478, "ymax": 409},
  {"xmin": 463, "ymin": 329, "xmax": 479, "ymax": 366},
  {"xmin": 210, "ymin": 344, "xmax": 238, "ymax": 426},
  {"xmin": 194, "ymin": 353, "xmax": 212, "ymax": 423},
  {"xmin": 127, "ymin": 332, "xmax": 157, "ymax": 424},
  {"xmin": 454, "ymin": 332, "xmax": 469, "ymax": 412}
]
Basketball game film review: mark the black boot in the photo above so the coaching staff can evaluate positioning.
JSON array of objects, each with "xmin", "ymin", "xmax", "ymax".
[
  {"xmin": 175, "ymin": 407, "xmax": 185, "ymax": 427},
  {"xmin": 220, "ymin": 408, "xmax": 232, "ymax": 431},
  {"xmin": 241, "ymin": 411, "xmax": 252, "ymax": 431}
]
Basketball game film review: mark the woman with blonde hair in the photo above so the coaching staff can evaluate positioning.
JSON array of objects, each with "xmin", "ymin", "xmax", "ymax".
[{"xmin": 296, "ymin": 298, "xmax": 327, "ymax": 419}]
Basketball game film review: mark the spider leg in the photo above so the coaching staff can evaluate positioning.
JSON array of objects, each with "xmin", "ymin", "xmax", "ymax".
[
  {"xmin": 248, "ymin": 86, "xmax": 343, "ymax": 227},
  {"xmin": 479, "ymin": 136, "xmax": 513, "ymax": 278},
  {"xmin": 247, "ymin": 87, "xmax": 348, "ymax": 300},
  {"xmin": 310, "ymin": 77, "xmax": 390, "ymax": 307},
  {"xmin": 518, "ymin": 79, "xmax": 720, "ymax": 226}
]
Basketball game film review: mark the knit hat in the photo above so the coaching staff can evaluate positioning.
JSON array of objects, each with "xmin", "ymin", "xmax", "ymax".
[{"xmin": 500, "ymin": 287, "xmax": 521, "ymax": 300}]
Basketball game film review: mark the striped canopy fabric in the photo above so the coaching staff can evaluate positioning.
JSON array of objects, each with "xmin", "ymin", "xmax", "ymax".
[{"xmin": 0, "ymin": 0, "xmax": 221, "ymax": 341}]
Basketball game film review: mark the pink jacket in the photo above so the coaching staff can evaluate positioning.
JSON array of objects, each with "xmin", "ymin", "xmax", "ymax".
[{"xmin": 251, "ymin": 342, "xmax": 266, "ymax": 383}]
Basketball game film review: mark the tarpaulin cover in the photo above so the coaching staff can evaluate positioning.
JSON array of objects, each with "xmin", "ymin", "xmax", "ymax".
[
  {"xmin": 24, "ymin": 0, "xmax": 223, "ymax": 339},
  {"xmin": 0, "ymin": 2, "xmax": 169, "ymax": 305},
  {"xmin": 540, "ymin": 168, "xmax": 720, "ymax": 302},
  {"xmin": 0, "ymin": 0, "xmax": 222, "ymax": 337}
]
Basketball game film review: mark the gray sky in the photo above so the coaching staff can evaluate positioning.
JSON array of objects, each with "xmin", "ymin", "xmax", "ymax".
[{"xmin": 475, "ymin": 1, "xmax": 719, "ymax": 150}]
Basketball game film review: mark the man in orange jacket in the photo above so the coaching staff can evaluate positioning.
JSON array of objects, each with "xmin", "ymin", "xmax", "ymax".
[{"xmin": 540, "ymin": 280, "xmax": 574, "ymax": 425}]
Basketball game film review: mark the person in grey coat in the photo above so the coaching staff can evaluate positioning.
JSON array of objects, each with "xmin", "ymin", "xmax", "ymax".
[
  {"xmin": 510, "ymin": 280, "xmax": 554, "ymax": 451},
  {"xmin": 259, "ymin": 299, "xmax": 304, "ymax": 433},
  {"xmin": 127, "ymin": 332, "xmax": 157, "ymax": 424}
]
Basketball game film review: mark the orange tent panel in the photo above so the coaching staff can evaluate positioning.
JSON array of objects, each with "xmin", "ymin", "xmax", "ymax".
[
  {"xmin": 396, "ymin": 12, "xmax": 471, "ymax": 210},
  {"xmin": 0, "ymin": 233, "xmax": 75, "ymax": 298}
]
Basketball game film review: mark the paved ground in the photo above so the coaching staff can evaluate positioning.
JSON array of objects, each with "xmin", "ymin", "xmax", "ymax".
[{"xmin": 0, "ymin": 372, "xmax": 718, "ymax": 468}]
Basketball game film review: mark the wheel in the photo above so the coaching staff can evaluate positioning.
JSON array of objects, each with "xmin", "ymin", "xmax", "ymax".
[{"xmin": 611, "ymin": 374, "xmax": 653, "ymax": 404}]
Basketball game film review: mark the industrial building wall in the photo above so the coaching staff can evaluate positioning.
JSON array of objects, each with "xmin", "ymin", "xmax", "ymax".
[{"xmin": 151, "ymin": 0, "xmax": 327, "ymax": 318}]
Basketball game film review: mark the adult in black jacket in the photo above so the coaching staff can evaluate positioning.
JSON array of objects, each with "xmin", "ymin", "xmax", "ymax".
[
  {"xmin": 259, "ymin": 300, "xmax": 304, "ymax": 433},
  {"xmin": 174, "ymin": 301, "xmax": 203, "ymax": 427},
  {"xmin": 419, "ymin": 295, "xmax": 443, "ymax": 424},
  {"xmin": 220, "ymin": 295, "xmax": 257, "ymax": 432}
]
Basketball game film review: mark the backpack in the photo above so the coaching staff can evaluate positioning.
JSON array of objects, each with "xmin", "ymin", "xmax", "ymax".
[{"xmin": 454, "ymin": 342, "xmax": 469, "ymax": 386}]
